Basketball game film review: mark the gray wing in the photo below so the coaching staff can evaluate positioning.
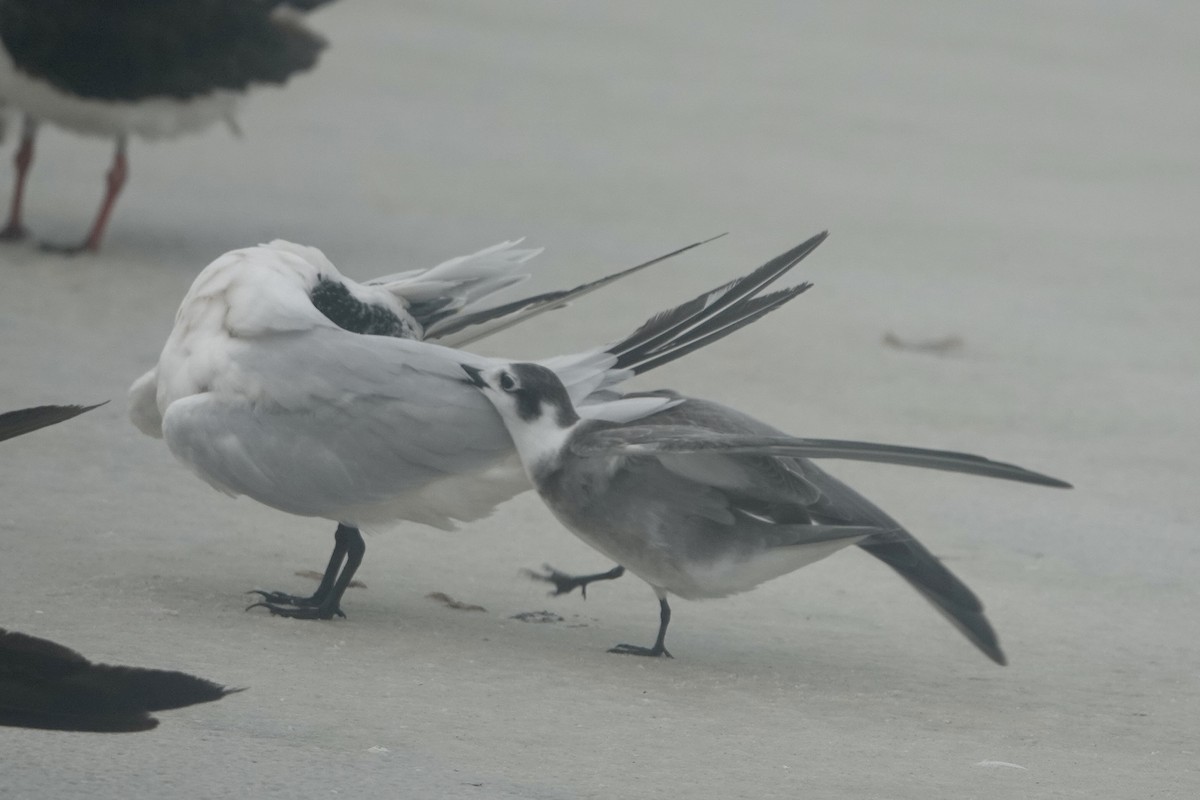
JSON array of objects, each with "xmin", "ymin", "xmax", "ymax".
[
  {"xmin": 572, "ymin": 426, "xmax": 1071, "ymax": 488},
  {"xmin": 550, "ymin": 445, "xmax": 880, "ymax": 599},
  {"xmin": 577, "ymin": 395, "xmax": 1042, "ymax": 664}
]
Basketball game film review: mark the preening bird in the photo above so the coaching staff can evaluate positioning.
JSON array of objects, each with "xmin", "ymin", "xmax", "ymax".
[
  {"xmin": 464, "ymin": 361, "xmax": 1071, "ymax": 662},
  {"xmin": 129, "ymin": 232, "xmax": 826, "ymax": 620},
  {"xmin": 0, "ymin": 0, "xmax": 336, "ymax": 252}
]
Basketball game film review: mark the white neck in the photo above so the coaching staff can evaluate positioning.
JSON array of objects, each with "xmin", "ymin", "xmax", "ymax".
[{"xmin": 500, "ymin": 412, "xmax": 577, "ymax": 484}]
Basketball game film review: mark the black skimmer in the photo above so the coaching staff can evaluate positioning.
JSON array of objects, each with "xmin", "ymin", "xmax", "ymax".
[
  {"xmin": 0, "ymin": 401, "xmax": 102, "ymax": 441},
  {"xmin": 0, "ymin": 628, "xmax": 238, "ymax": 732},
  {"xmin": 0, "ymin": 404, "xmax": 239, "ymax": 731},
  {"xmin": 0, "ymin": 0, "xmax": 336, "ymax": 253}
]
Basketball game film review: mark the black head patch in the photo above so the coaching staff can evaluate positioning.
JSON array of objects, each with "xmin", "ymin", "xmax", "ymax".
[
  {"xmin": 310, "ymin": 278, "xmax": 417, "ymax": 338},
  {"xmin": 507, "ymin": 363, "xmax": 580, "ymax": 427}
]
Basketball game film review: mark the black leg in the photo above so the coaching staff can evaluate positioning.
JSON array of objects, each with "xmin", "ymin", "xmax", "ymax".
[
  {"xmin": 525, "ymin": 563, "xmax": 625, "ymax": 598},
  {"xmin": 609, "ymin": 596, "xmax": 673, "ymax": 658},
  {"xmin": 248, "ymin": 524, "xmax": 350, "ymax": 608},
  {"xmin": 247, "ymin": 524, "xmax": 365, "ymax": 620}
]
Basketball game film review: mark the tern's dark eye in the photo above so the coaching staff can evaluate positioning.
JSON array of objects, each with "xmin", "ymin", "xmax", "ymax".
[{"xmin": 498, "ymin": 373, "xmax": 516, "ymax": 392}]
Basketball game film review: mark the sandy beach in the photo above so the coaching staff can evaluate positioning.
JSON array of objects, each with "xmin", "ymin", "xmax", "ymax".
[{"xmin": 2, "ymin": 2, "xmax": 1197, "ymax": 797}]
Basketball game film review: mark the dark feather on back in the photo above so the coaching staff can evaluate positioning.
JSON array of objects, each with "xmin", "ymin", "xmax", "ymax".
[{"xmin": 0, "ymin": 0, "xmax": 331, "ymax": 101}]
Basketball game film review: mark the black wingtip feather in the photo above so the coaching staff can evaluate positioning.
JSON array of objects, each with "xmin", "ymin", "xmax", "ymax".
[
  {"xmin": 0, "ymin": 402, "xmax": 107, "ymax": 443},
  {"xmin": 0, "ymin": 628, "xmax": 239, "ymax": 733},
  {"xmin": 610, "ymin": 232, "xmax": 826, "ymax": 366},
  {"xmin": 626, "ymin": 285, "xmax": 812, "ymax": 375},
  {"xmin": 606, "ymin": 232, "xmax": 826, "ymax": 375},
  {"xmin": 429, "ymin": 234, "xmax": 727, "ymax": 342}
]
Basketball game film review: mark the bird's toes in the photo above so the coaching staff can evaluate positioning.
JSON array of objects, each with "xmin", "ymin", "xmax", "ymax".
[
  {"xmin": 523, "ymin": 564, "xmax": 575, "ymax": 595},
  {"xmin": 607, "ymin": 643, "xmax": 673, "ymax": 658},
  {"xmin": 246, "ymin": 589, "xmax": 316, "ymax": 606},
  {"xmin": 38, "ymin": 240, "xmax": 96, "ymax": 256},
  {"xmin": 245, "ymin": 599, "xmax": 343, "ymax": 620}
]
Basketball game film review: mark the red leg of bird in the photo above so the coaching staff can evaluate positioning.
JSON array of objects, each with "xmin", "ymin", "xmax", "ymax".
[
  {"xmin": 77, "ymin": 137, "xmax": 129, "ymax": 253},
  {"xmin": 0, "ymin": 117, "xmax": 38, "ymax": 242},
  {"xmin": 43, "ymin": 136, "xmax": 130, "ymax": 254}
]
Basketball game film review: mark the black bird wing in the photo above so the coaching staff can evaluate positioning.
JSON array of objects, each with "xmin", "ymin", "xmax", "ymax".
[
  {"xmin": 0, "ymin": 0, "xmax": 331, "ymax": 102},
  {"xmin": 0, "ymin": 403, "xmax": 104, "ymax": 443},
  {"xmin": 0, "ymin": 628, "xmax": 238, "ymax": 733}
]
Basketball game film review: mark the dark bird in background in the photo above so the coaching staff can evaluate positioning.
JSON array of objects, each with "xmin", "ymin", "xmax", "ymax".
[
  {"xmin": 1, "ymin": 402, "xmax": 237, "ymax": 731},
  {"xmin": 0, "ymin": 628, "xmax": 238, "ymax": 732},
  {"xmin": 0, "ymin": 0, "xmax": 336, "ymax": 252}
]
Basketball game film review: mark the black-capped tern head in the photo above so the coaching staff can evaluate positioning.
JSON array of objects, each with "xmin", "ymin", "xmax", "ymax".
[{"xmin": 462, "ymin": 362, "xmax": 582, "ymax": 481}]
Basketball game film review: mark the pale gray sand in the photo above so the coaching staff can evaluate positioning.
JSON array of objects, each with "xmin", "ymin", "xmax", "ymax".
[{"xmin": 1, "ymin": 1, "xmax": 1197, "ymax": 797}]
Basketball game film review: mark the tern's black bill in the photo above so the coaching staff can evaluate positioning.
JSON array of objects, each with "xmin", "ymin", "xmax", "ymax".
[{"xmin": 460, "ymin": 364, "xmax": 486, "ymax": 388}]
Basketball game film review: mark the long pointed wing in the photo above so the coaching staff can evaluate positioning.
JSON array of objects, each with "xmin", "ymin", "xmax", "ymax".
[
  {"xmin": 428, "ymin": 235, "xmax": 726, "ymax": 346},
  {"xmin": 0, "ymin": 628, "xmax": 236, "ymax": 733},
  {"xmin": 572, "ymin": 426, "xmax": 1072, "ymax": 488},
  {"xmin": 608, "ymin": 231, "xmax": 826, "ymax": 374},
  {"xmin": 0, "ymin": 403, "xmax": 106, "ymax": 443},
  {"xmin": 542, "ymin": 234, "xmax": 825, "ymax": 397}
]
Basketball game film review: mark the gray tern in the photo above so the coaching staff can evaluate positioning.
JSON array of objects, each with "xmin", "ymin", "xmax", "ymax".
[
  {"xmin": 129, "ymin": 233, "xmax": 826, "ymax": 620},
  {"xmin": 463, "ymin": 362, "xmax": 1071, "ymax": 662}
]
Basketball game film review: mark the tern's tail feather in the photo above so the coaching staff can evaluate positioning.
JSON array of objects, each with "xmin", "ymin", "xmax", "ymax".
[{"xmin": 858, "ymin": 537, "xmax": 1007, "ymax": 665}]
